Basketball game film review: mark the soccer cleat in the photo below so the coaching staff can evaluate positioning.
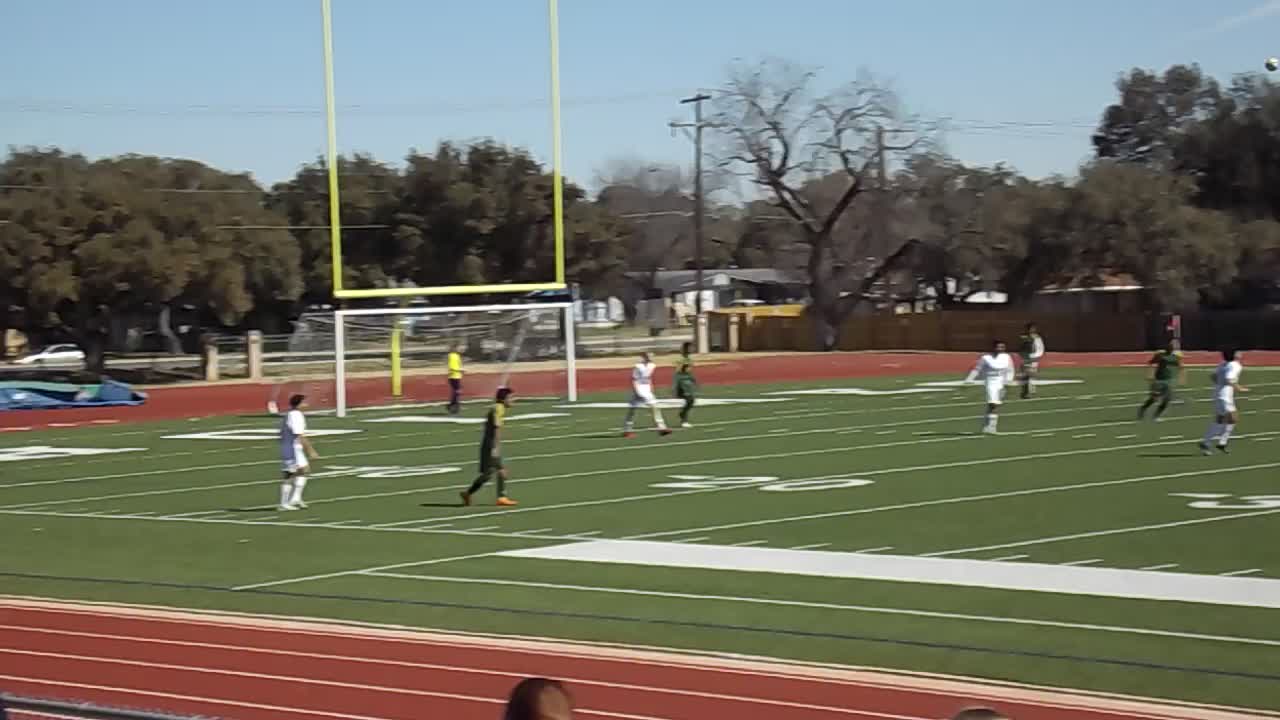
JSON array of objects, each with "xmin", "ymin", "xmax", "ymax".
[
  {"xmin": 681, "ymin": 422, "xmax": 693, "ymax": 428},
  {"xmin": 658, "ymin": 428, "xmax": 673, "ymax": 436},
  {"xmin": 294, "ymin": 501, "xmax": 308, "ymax": 509},
  {"xmin": 496, "ymin": 496, "xmax": 518, "ymax": 507},
  {"xmin": 623, "ymin": 432, "xmax": 636, "ymax": 439},
  {"xmin": 278, "ymin": 504, "xmax": 297, "ymax": 512},
  {"xmin": 1199, "ymin": 442, "xmax": 1213, "ymax": 456},
  {"xmin": 459, "ymin": 491, "xmax": 472, "ymax": 507},
  {"xmin": 1216, "ymin": 443, "xmax": 1230, "ymax": 454}
]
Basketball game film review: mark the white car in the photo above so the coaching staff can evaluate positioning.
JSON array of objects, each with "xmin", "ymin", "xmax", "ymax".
[{"xmin": 15, "ymin": 344, "xmax": 86, "ymax": 366}]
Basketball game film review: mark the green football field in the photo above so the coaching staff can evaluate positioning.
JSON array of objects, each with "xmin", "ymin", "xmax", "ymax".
[{"xmin": 2, "ymin": 367, "xmax": 1279, "ymax": 711}]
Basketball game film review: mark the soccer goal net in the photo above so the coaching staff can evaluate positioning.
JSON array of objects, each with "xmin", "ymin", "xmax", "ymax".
[{"xmin": 271, "ymin": 303, "xmax": 576, "ymax": 417}]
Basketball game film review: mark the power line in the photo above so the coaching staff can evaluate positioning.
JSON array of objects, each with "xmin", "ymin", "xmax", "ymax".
[{"xmin": 0, "ymin": 90, "xmax": 692, "ymax": 118}]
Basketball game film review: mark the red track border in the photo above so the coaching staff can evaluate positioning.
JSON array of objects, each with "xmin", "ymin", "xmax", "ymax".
[{"xmin": 1, "ymin": 598, "xmax": 1275, "ymax": 720}]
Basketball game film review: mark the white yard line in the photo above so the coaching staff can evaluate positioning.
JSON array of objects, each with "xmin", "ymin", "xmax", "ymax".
[
  {"xmin": 2, "ymin": 386, "xmax": 1250, "ymax": 496},
  {"xmin": 390, "ymin": 420, "xmax": 1262, "ymax": 529},
  {"xmin": 730, "ymin": 540, "xmax": 769, "ymax": 547},
  {"xmin": 0, "ymin": 401, "xmax": 1144, "ymax": 505},
  {"xmin": 791, "ymin": 543, "xmax": 831, "ymax": 550},
  {"xmin": 8, "ymin": 453, "xmax": 1280, "ymax": 552},
  {"xmin": 989, "ymin": 554, "xmax": 1030, "ymax": 562},
  {"xmin": 232, "ymin": 551, "xmax": 502, "ymax": 591},
  {"xmin": 1220, "ymin": 569, "xmax": 1263, "ymax": 577},
  {"xmin": 1140, "ymin": 564, "xmax": 1179, "ymax": 571},
  {"xmin": 361, "ymin": 572, "xmax": 1280, "ymax": 649},
  {"xmin": 625, "ymin": 453, "xmax": 1280, "ymax": 540},
  {"xmin": 926, "ymin": 510, "xmax": 1280, "ymax": 558},
  {"xmin": 1062, "ymin": 559, "xmax": 1105, "ymax": 567},
  {"xmin": 854, "ymin": 546, "xmax": 895, "ymax": 554}
]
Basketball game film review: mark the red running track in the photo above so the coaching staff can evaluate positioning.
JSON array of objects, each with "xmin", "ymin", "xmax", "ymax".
[{"xmin": 0, "ymin": 599, "xmax": 1267, "ymax": 720}]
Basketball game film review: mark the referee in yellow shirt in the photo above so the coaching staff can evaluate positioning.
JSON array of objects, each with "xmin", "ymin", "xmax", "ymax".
[{"xmin": 447, "ymin": 344, "xmax": 463, "ymax": 415}]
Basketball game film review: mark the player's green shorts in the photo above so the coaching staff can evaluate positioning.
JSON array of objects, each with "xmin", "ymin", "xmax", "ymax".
[
  {"xmin": 675, "ymin": 380, "xmax": 696, "ymax": 399},
  {"xmin": 480, "ymin": 449, "xmax": 504, "ymax": 474},
  {"xmin": 1149, "ymin": 380, "xmax": 1174, "ymax": 398}
]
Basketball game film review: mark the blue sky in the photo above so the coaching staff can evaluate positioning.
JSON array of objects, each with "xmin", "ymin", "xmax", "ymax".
[{"xmin": 3, "ymin": 0, "xmax": 1278, "ymax": 193}]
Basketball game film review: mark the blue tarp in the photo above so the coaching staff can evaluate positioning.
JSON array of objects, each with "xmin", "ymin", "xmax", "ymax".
[{"xmin": 0, "ymin": 379, "xmax": 147, "ymax": 411}]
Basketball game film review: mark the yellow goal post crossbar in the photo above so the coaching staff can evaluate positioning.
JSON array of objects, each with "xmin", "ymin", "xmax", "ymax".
[{"xmin": 320, "ymin": 0, "xmax": 567, "ymax": 300}]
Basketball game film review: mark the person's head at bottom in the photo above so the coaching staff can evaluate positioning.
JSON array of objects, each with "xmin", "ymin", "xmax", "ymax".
[
  {"xmin": 950, "ymin": 708, "xmax": 1009, "ymax": 720},
  {"xmin": 504, "ymin": 677, "xmax": 573, "ymax": 720}
]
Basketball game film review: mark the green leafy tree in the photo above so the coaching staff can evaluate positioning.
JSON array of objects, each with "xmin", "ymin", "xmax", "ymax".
[{"xmin": 0, "ymin": 149, "xmax": 302, "ymax": 369}]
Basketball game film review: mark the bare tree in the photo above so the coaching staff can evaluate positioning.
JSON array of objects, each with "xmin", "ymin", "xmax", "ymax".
[{"xmin": 711, "ymin": 59, "xmax": 929, "ymax": 349}]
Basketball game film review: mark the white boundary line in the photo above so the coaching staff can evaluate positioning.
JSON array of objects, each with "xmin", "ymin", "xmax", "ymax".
[
  {"xmin": 359, "ymin": 572, "xmax": 1280, "ymax": 648},
  {"xmin": 925, "ymin": 509, "xmax": 1280, "ymax": 558},
  {"xmin": 230, "ymin": 551, "xmax": 503, "ymax": 591},
  {"xmin": 1, "ymin": 596, "xmax": 1273, "ymax": 720}
]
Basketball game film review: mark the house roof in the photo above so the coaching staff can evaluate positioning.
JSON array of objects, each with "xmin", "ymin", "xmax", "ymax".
[
  {"xmin": 626, "ymin": 268, "xmax": 807, "ymax": 294},
  {"xmin": 1039, "ymin": 273, "xmax": 1144, "ymax": 295}
]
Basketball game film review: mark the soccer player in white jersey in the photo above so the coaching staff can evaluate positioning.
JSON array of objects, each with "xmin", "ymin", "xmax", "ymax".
[
  {"xmin": 966, "ymin": 340, "xmax": 1016, "ymax": 434},
  {"xmin": 1200, "ymin": 349, "xmax": 1247, "ymax": 455},
  {"xmin": 623, "ymin": 352, "xmax": 673, "ymax": 438},
  {"xmin": 279, "ymin": 394, "xmax": 319, "ymax": 510}
]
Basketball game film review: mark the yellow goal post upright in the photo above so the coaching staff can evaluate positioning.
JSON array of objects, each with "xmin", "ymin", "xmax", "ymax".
[{"xmin": 318, "ymin": 0, "xmax": 567, "ymax": 300}]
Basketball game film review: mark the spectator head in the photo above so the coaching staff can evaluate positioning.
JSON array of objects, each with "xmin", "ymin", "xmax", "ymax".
[
  {"xmin": 504, "ymin": 678, "xmax": 572, "ymax": 720},
  {"xmin": 949, "ymin": 708, "xmax": 1009, "ymax": 720},
  {"xmin": 289, "ymin": 394, "xmax": 306, "ymax": 409}
]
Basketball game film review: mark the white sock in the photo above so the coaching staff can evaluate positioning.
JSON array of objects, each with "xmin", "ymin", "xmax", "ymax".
[
  {"xmin": 623, "ymin": 408, "xmax": 636, "ymax": 431},
  {"xmin": 280, "ymin": 480, "xmax": 294, "ymax": 508},
  {"xmin": 653, "ymin": 408, "xmax": 668, "ymax": 430},
  {"xmin": 1219, "ymin": 424, "xmax": 1235, "ymax": 446},
  {"xmin": 990, "ymin": 414, "xmax": 999, "ymax": 431},
  {"xmin": 1203, "ymin": 423, "xmax": 1223, "ymax": 444},
  {"xmin": 289, "ymin": 476, "xmax": 307, "ymax": 506}
]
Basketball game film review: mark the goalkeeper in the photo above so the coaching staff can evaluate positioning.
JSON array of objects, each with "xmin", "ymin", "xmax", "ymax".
[{"xmin": 674, "ymin": 341, "xmax": 698, "ymax": 428}]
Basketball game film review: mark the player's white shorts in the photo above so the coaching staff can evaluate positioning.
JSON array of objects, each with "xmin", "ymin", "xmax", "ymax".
[
  {"xmin": 629, "ymin": 388, "xmax": 658, "ymax": 408},
  {"xmin": 985, "ymin": 383, "xmax": 1006, "ymax": 406},
  {"xmin": 1215, "ymin": 394, "xmax": 1237, "ymax": 416},
  {"xmin": 1022, "ymin": 361, "xmax": 1040, "ymax": 374},
  {"xmin": 282, "ymin": 442, "xmax": 308, "ymax": 473}
]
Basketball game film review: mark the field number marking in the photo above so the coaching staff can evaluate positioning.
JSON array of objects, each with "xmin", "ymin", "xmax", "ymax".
[
  {"xmin": 1172, "ymin": 492, "xmax": 1280, "ymax": 510},
  {"xmin": 651, "ymin": 475, "xmax": 874, "ymax": 493}
]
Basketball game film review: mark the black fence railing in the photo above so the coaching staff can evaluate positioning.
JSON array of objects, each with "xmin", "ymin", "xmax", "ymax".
[{"xmin": 1, "ymin": 695, "xmax": 219, "ymax": 720}]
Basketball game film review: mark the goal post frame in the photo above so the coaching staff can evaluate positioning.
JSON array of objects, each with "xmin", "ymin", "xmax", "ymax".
[
  {"xmin": 332, "ymin": 302, "xmax": 577, "ymax": 418},
  {"xmin": 320, "ymin": 0, "xmax": 567, "ymax": 300}
]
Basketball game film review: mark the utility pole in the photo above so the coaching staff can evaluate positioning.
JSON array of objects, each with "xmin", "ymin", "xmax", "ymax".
[{"xmin": 671, "ymin": 92, "xmax": 716, "ymax": 352}]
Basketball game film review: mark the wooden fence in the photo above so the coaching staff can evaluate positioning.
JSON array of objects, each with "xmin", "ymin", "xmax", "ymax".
[{"xmin": 710, "ymin": 310, "xmax": 1280, "ymax": 353}]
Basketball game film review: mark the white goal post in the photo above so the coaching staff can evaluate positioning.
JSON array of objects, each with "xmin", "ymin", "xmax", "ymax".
[{"xmin": 328, "ymin": 302, "xmax": 577, "ymax": 418}]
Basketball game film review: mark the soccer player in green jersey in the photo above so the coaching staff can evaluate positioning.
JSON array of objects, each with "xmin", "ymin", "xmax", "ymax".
[
  {"xmin": 673, "ymin": 341, "xmax": 698, "ymax": 428},
  {"xmin": 1017, "ymin": 323, "xmax": 1045, "ymax": 399},
  {"xmin": 1138, "ymin": 340, "xmax": 1186, "ymax": 421},
  {"xmin": 461, "ymin": 387, "xmax": 518, "ymax": 507}
]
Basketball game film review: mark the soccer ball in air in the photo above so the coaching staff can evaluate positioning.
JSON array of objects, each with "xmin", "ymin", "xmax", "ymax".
[{"xmin": 1267, "ymin": 57, "xmax": 1279, "ymax": 72}]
